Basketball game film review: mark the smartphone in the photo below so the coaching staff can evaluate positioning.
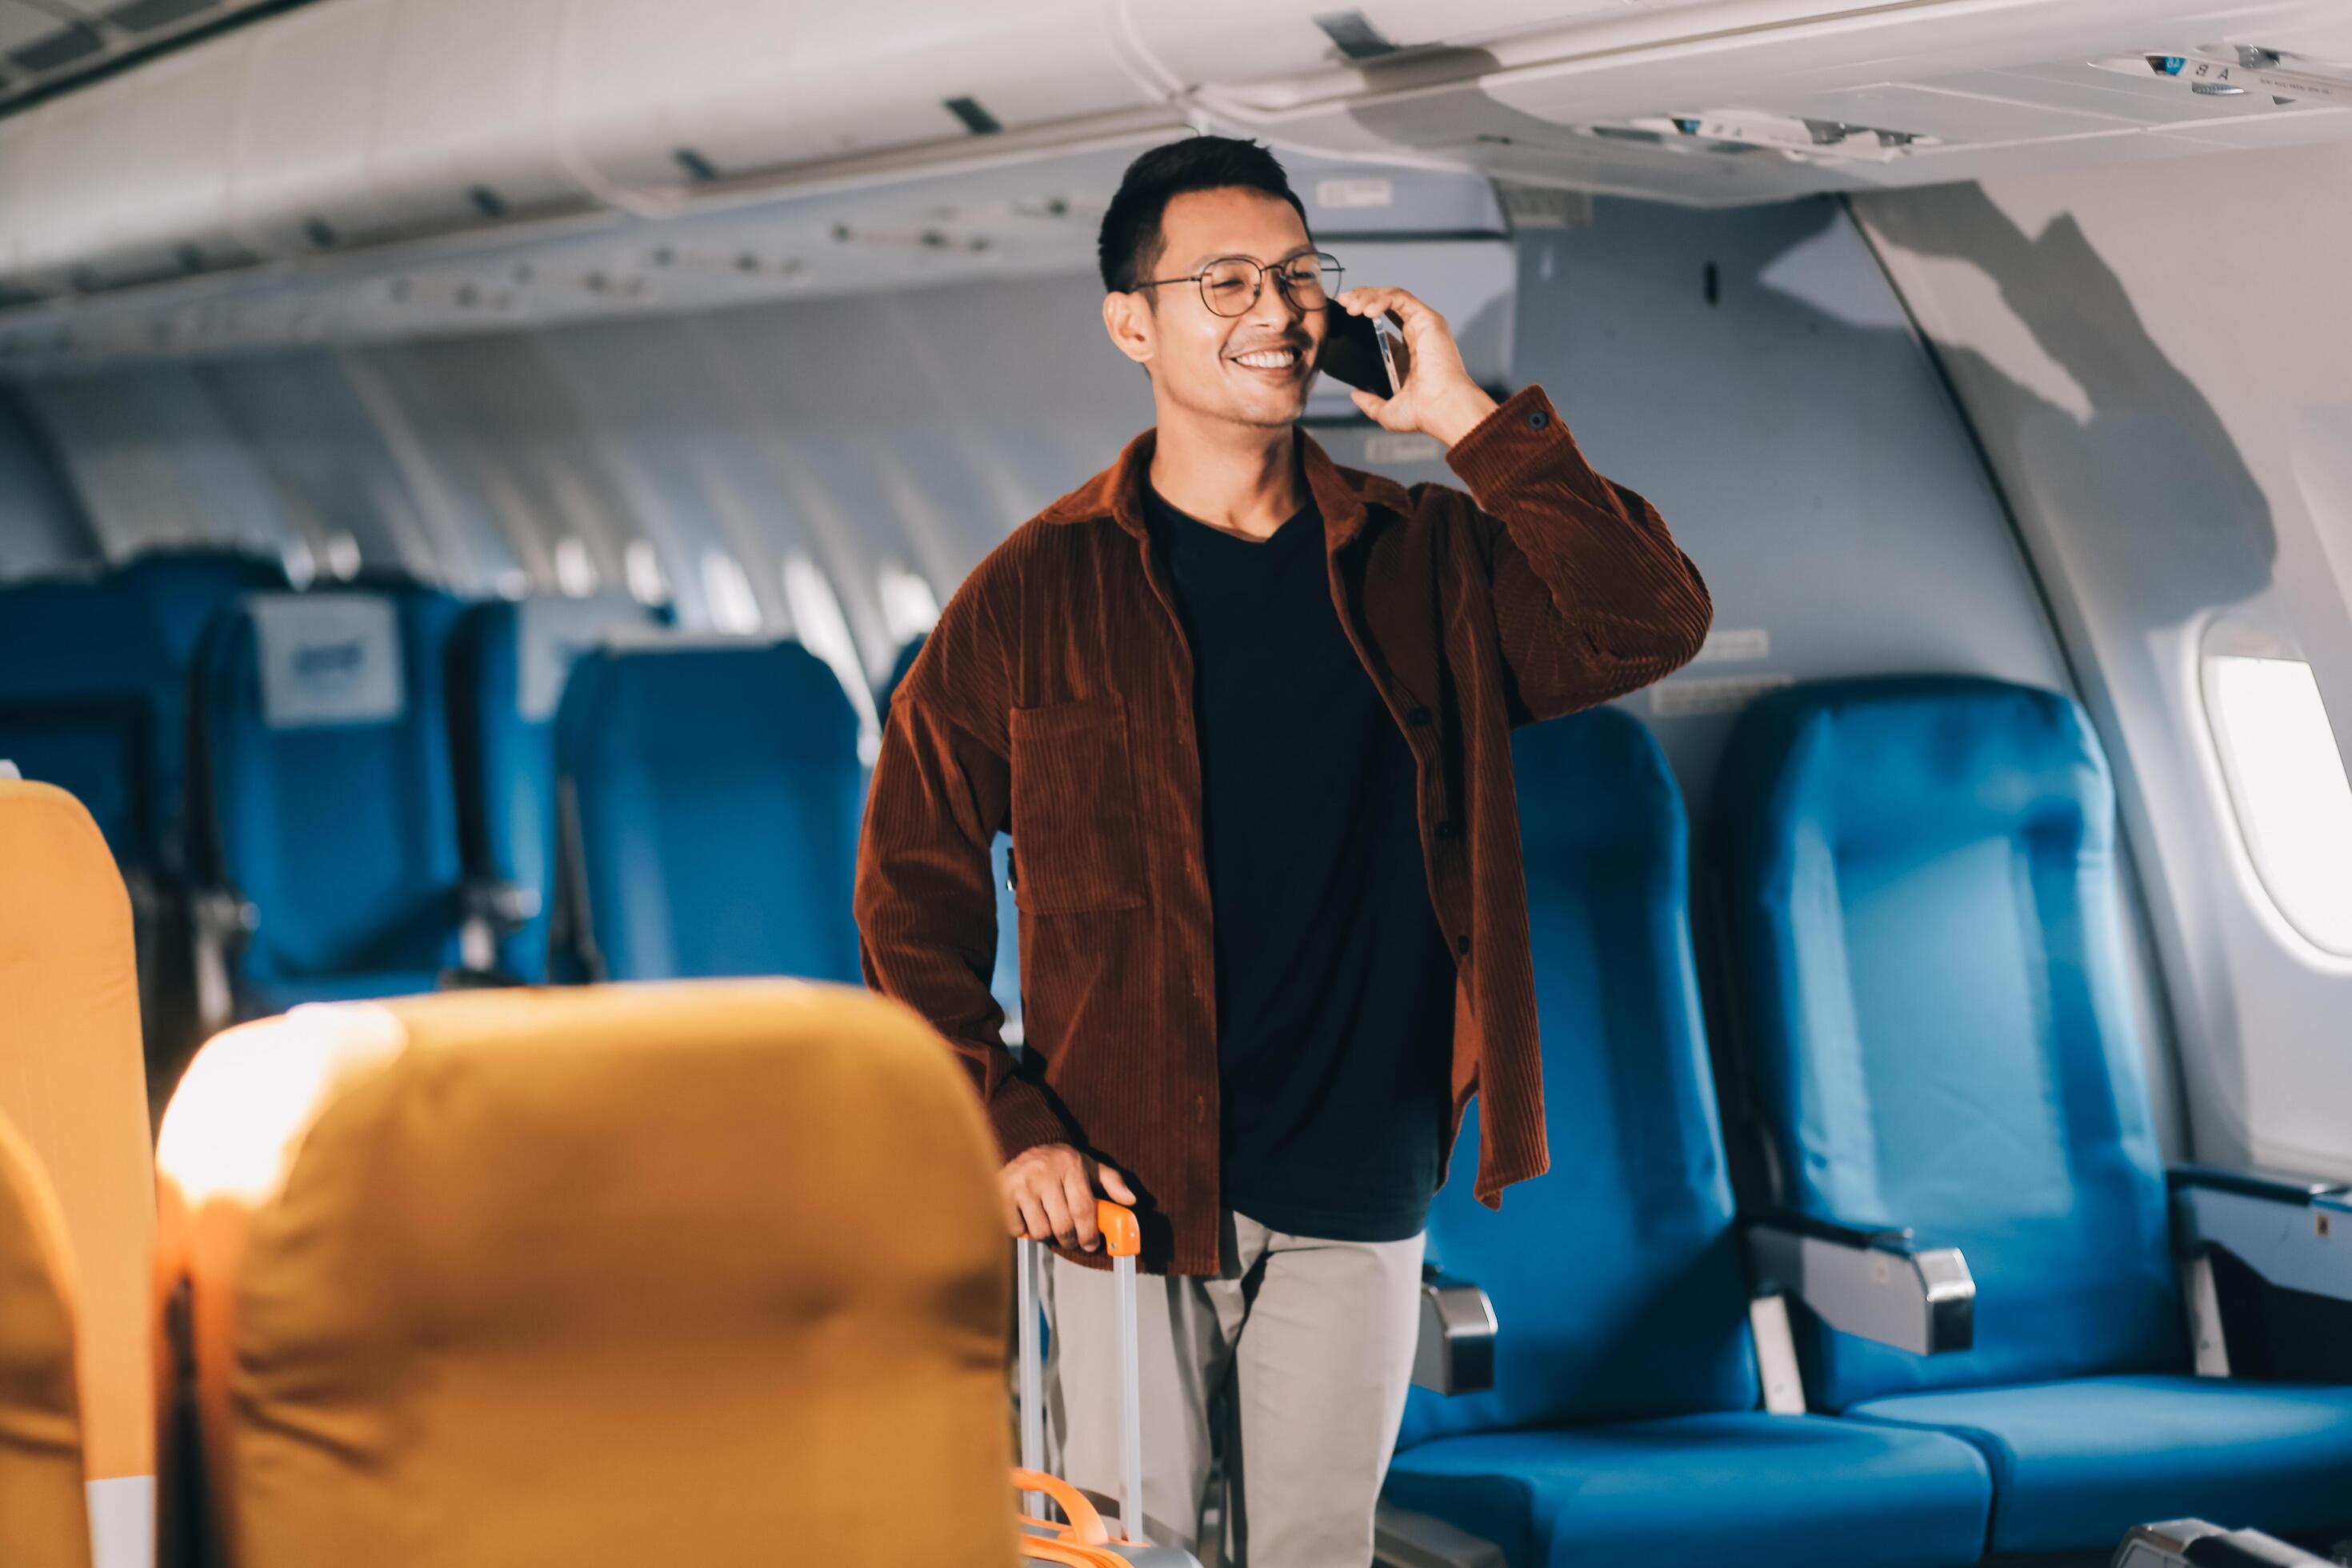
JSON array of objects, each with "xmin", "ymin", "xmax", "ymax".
[{"xmin": 1319, "ymin": 303, "xmax": 1402, "ymax": 396}]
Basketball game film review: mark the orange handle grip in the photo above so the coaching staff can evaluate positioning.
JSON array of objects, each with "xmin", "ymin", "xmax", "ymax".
[
  {"xmin": 1018, "ymin": 1540, "xmax": 1126, "ymax": 1567},
  {"xmin": 1095, "ymin": 1200, "xmax": 1140, "ymax": 1258},
  {"xmin": 1012, "ymin": 1468, "xmax": 1110, "ymax": 1546}
]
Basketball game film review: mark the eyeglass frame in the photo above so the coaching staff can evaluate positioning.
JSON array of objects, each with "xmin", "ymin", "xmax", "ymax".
[{"xmin": 1132, "ymin": 250, "xmax": 1344, "ymax": 318}]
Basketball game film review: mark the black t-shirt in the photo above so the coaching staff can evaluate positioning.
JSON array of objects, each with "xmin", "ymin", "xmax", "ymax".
[{"xmin": 1142, "ymin": 482, "xmax": 1456, "ymax": 1243}]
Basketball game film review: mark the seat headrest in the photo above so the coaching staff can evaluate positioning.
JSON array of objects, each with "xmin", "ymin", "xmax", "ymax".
[
  {"xmin": 506, "ymin": 596, "xmax": 654, "ymax": 722},
  {"xmin": 0, "ymin": 782, "xmax": 156, "ymax": 1492},
  {"xmin": 154, "ymin": 982, "xmax": 1014, "ymax": 1566},
  {"xmin": 1724, "ymin": 674, "xmax": 2110, "ymax": 861},
  {"xmin": 562, "ymin": 638, "xmax": 860, "ymax": 756},
  {"xmin": 246, "ymin": 594, "xmax": 406, "ymax": 730}
]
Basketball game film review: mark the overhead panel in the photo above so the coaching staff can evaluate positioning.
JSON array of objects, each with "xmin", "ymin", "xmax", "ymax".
[
  {"xmin": 0, "ymin": 4, "xmax": 70, "ymax": 57},
  {"xmin": 0, "ymin": 0, "xmax": 297, "ymax": 119}
]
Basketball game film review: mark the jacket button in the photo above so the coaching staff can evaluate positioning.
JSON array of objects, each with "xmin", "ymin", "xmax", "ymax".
[
  {"xmin": 1406, "ymin": 706, "xmax": 1434, "ymax": 726},
  {"xmin": 1526, "ymin": 407, "xmax": 1550, "ymax": 430},
  {"xmin": 1457, "ymin": 934, "xmax": 1471, "ymax": 956}
]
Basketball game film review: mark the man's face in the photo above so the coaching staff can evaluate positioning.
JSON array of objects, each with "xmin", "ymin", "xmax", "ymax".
[{"xmin": 1107, "ymin": 187, "xmax": 1326, "ymax": 430}]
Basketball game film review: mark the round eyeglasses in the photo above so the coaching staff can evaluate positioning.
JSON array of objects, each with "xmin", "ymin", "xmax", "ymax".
[{"xmin": 1135, "ymin": 252, "xmax": 1342, "ymax": 318}]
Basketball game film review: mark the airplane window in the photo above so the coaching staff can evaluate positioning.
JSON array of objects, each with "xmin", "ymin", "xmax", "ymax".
[
  {"xmin": 554, "ymin": 538, "xmax": 600, "ymax": 598},
  {"xmin": 782, "ymin": 554, "xmax": 883, "ymax": 762},
  {"xmin": 623, "ymin": 540, "xmax": 671, "ymax": 606},
  {"xmin": 2201, "ymin": 633, "xmax": 2352, "ymax": 956},
  {"xmin": 876, "ymin": 563, "xmax": 942, "ymax": 646},
  {"xmin": 698, "ymin": 549, "xmax": 764, "ymax": 635}
]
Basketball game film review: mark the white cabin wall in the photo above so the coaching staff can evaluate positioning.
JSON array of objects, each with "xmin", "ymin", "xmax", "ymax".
[
  {"xmin": 1473, "ymin": 192, "xmax": 2182, "ymax": 1158},
  {"xmin": 0, "ymin": 389, "xmax": 95, "ymax": 577},
  {"xmin": 1853, "ymin": 140, "xmax": 2352, "ymax": 1182}
]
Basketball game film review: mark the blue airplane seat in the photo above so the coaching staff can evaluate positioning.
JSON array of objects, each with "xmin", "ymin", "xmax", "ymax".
[
  {"xmin": 190, "ymin": 586, "xmax": 469, "ymax": 1018},
  {"xmin": 878, "ymin": 633, "xmax": 1022, "ymax": 1044},
  {"xmin": 1710, "ymin": 675, "xmax": 2352, "ymax": 1555},
  {"xmin": 446, "ymin": 594, "xmax": 657, "ymax": 981},
  {"xmin": 109, "ymin": 547, "xmax": 290, "ymax": 876},
  {"xmin": 877, "ymin": 634, "xmax": 926, "ymax": 728},
  {"xmin": 1382, "ymin": 707, "xmax": 1993, "ymax": 1568},
  {"xmin": 110, "ymin": 546, "xmax": 290, "ymax": 665},
  {"xmin": 553, "ymin": 638, "xmax": 864, "ymax": 984},
  {"xmin": 0, "ymin": 574, "xmax": 170, "ymax": 876}
]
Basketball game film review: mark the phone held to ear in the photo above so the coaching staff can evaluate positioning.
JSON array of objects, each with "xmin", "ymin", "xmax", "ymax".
[{"xmin": 1319, "ymin": 303, "xmax": 1402, "ymax": 397}]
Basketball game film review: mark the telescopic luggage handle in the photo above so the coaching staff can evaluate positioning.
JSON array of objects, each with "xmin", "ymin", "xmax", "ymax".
[{"xmin": 1018, "ymin": 1201, "xmax": 1146, "ymax": 1546}]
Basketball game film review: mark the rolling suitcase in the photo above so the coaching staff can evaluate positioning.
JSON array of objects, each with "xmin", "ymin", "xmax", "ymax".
[{"xmin": 1014, "ymin": 1200, "xmax": 1202, "ymax": 1567}]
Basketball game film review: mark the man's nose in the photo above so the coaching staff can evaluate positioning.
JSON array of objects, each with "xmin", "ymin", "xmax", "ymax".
[{"xmin": 1246, "ymin": 268, "xmax": 1305, "ymax": 329}]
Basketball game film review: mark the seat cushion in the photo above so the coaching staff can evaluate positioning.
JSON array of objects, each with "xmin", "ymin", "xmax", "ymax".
[
  {"xmin": 1848, "ymin": 1373, "xmax": 2352, "ymax": 1554},
  {"xmin": 1385, "ymin": 1412, "xmax": 1992, "ymax": 1568}
]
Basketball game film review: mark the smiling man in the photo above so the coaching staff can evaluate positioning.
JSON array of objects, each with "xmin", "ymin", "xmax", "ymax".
[{"xmin": 855, "ymin": 136, "xmax": 1712, "ymax": 1564}]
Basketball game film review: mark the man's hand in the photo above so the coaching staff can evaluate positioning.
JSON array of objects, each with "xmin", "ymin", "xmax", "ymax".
[
  {"xmin": 1334, "ymin": 285, "xmax": 1501, "ymax": 448},
  {"xmin": 1000, "ymin": 1142, "xmax": 1138, "ymax": 1252}
]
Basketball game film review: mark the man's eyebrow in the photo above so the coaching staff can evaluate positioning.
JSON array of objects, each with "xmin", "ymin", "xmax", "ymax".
[{"xmin": 1178, "ymin": 242, "xmax": 1320, "ymax": 271}]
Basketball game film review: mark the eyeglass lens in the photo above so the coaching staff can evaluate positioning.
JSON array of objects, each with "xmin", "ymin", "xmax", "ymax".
[{"xmin": 1198, "ymin": 256, "xmax": 1340, "ymax": 318}]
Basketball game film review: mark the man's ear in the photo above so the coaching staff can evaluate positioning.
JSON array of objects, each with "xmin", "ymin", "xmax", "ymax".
[{"xmin": 1102, "ymin": 290, "xmax": 1155, "ymax": 369}]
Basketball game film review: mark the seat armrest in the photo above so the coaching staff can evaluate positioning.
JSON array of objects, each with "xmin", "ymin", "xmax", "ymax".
[
  {"xmin": 457, "ymin": 878, "xmax": 542, "ymax": 974},
  {"xmin": 464, "ymin": 878, "xmax": 542, "ymax": 934},
  {"xmin": 2172, "ymin": 1164, "xmax": 2352, "ymax": 1303},
  {"xmin": 2113, "ymin": 1518, "xmax": 2336, "ymax": 1566},
  {"xmin": 1745, "ymin": 1208, "xmax": 1974, "ymax": 1357},
  {"xmin": 1410, "ymin": 1265, "xmax": 1496, "ymax": 1396},
  {"xmin": 190, "ymin": 886, "xmax": 258, "ymax": 1034},
  {"xmin": 2170, "ymin": 1163, "xmax": 2349, "ymax": 1203}
]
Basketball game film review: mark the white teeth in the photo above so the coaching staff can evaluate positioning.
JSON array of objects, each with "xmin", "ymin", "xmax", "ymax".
[{"xmin": 1234, "ymin": 349, "xmax": 1298, "ymax": 370}]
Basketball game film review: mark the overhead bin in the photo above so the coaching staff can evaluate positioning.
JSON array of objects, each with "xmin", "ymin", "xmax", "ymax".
[
  {"xmin": 62, "ymin": 37, "xmax": 258, "ymax": 289},
  {"xmin": 226, "ymin": 0, "xmax": 397, "ymax": 256},
  {"xmin": 1126, "ymin": 0, "xmax": 1669, "ymax": 109},
  {"xmin": 365, "ymin": 0, "xmax": 586, "ymax": 237},
  {"xmin": 4, "ymin": 83, "xmax": 121, "ymax": 294},
  {"xmin": 554, "ymin": 0, "xmax": 1154, "ymax": 196},
  {"xmin": 238, "ymin": 0, "xmax": 590, "ymax": 254}
]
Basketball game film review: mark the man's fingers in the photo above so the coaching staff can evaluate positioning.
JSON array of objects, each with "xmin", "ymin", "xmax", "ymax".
[
  {"xmin": 1097, "ymin": 1163, "xmax": 1138, "ymax": 1206},
  {"xmin": 1344, "ymin": 285, "xmax": 1432, "ymax": 328},
  {"xmin": 1350, "ymin": 387, "xmax": 1391, "ymax": 422},
  {"xmin": 1037, "ymin": 1182, "xmax": 1082, "ymax": 1251},
  {"xmin": 1064, "ymin": 1168, "xmax": 1101, "ymax": 1252},
  {"xmin": 1013, "ymin": 1187, "xmax": 1053, "ymax": 1244}
]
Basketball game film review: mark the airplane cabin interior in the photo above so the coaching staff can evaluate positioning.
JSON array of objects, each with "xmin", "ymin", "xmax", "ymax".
[{"xmin": 2, "ymin": 2, "xmax": 2351, "ymax": 1566}]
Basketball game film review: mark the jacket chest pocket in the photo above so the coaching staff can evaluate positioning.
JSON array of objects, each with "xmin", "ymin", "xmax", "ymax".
[{"xmin": 1009, "ymin": 697, "xmax": 1148, "ymax": 914}]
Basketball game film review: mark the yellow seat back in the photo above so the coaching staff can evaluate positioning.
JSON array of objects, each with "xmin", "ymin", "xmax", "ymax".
[
  {"xmin": 0, "ymin": 779, "xmax": 158, "ymax": 1565},
  {"xmin": 155, "ymin": 982, "xmax": 1016, "ymax": 1567},
  {"xmin": 0, "ymin": 1107, "xmax": 91, "ymax": 1568}
]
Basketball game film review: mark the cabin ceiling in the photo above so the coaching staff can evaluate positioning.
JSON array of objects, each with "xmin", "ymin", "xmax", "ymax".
[
  {"xmin": 2, "ymin": 0, "xmax": 2350, "ymax": 368},
  {"xmin": 0, "ymin": 0, "xmax": 301, "ymax": 114}
]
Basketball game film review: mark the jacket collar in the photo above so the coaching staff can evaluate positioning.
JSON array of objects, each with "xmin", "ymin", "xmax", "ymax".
[{"xmin": 1034, "ymin": 426, "xmax": 1414, "ymax": 550}]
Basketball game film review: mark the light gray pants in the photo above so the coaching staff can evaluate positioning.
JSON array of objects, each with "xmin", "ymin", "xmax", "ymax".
[{"xmin": 1042, "ymin": 1210, "xmax": 1425, "ymax": 1567}]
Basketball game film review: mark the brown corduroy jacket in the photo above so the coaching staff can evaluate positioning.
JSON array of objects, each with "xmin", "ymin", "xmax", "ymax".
[{"xmin": 855, "ymin": 385, "xmax": 1712, "ymax": 1274}]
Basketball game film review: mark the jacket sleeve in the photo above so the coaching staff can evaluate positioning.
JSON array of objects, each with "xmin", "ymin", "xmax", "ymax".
[
  {"xmin": 1442, "ymin": 384, "xmax": 1714, "ymax": 725},
  {"xmin": 854, "ymin": 603, "xmax": 1074, "ymax": 1163}
]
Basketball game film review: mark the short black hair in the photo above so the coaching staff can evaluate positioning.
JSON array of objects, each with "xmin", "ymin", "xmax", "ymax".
[{"xmin": 1096, "ymin": 135, "xmax": 1311, "ymax": 294}]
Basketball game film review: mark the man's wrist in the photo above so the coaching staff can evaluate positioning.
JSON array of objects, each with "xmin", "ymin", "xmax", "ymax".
[{"xmin": 1424, "ymin": 385, "xmax": 1502, "ymax": 448}]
